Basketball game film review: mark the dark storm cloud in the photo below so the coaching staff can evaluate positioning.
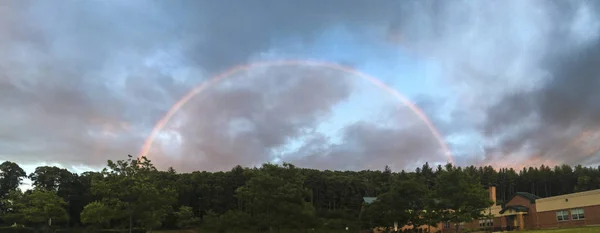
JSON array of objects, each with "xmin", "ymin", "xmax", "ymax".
[
  {"xmin": 385, "ymin": 0, "xmax": 600, "ymax": 167},
  {"xmin": 155, "ymin": 0, "xmax": 403, "ymax": 72},
  {"xmin": 151, "ymin": 66, "xmax": 355, "ymax": 171},
  {"xmin": 285, "ymin": 120, "xmax": 444, "ymax": 171},
  {"xmin": 0, "ymin": 0, "xmax": 395, "ymax": 168},
  {"xmin": 0, "ymin": 0, "xmax": 426, "ymax": 171},
  {"xmin": 280, "ymin": 100, "xmax": 448, "ymax": 172},
  {"xmin": 2, "ymin": 0, "xmax": 600, "ymax": 172},
  {"xmin": 482, "ymin": 37, "xmax": 600, "ymax": 165}
]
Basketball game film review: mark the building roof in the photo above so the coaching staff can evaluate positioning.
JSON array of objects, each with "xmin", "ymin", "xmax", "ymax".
[
  {"xmin": 536, "ymin": 188, "xmax": 600, "ymax": 203},
  {"xmin": 363, "ymin": 197, "xmax": 377, "ymax": 204},
  {"xmin": 536, "ymin": 189, "xmax": 600, "ymax": 212},
  {"xmin": 499, "ymin": 205, "xmax": 529, "ymax": 214},
  {"xmin": 514, "ymin": 192, "xmax": 541, "ymax": 204}
]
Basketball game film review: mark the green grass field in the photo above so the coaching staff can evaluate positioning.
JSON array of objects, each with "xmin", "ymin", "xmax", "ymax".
[
  {"xmin": 154, "ymin": 229, "xmax": 350, "ymax": 233},
  {"xmin": 153, "ymin": 225, "xmax": 600, "ymax": 233},
  {"xmin": 523, "ymin": 226, "xmax": 600, "ymax": 233}
]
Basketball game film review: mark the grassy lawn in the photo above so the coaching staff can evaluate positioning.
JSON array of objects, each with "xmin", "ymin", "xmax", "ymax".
[
  {"xmin": 154, "ymin": 226, "xmax": 600, "ymax": 233},
  {"xmin": 524, "ymin": 226, "xmax": 600, "ymax": 233},
  {"xmin": 154, "ymin": 230, "xmax": 197, "ymax": 233},
  {"xmin": 154, "ymin": 229, "xmax": 348, "ymax": 233}
]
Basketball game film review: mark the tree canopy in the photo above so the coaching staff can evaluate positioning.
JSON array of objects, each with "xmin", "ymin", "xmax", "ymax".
[{"xmin": 0, "ymin": 157, "xmax": 599, "ymax": 232}]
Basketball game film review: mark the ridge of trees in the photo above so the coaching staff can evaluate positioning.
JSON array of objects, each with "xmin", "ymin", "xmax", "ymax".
[{"xmin": 0, "ymin": 156, "xmax": 599, "ymax": 232}]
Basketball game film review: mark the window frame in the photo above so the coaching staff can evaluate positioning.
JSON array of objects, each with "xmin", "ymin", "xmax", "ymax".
[
  {"xmin": 571, "ymin": 208, "xmax": 585, "ymax": 220},
  {"xmin": 444, "ymin": 222, "xmax": 451, "ymax": 229},
  {"xmin": 478, "ymin": 219, "xmax": 493, "ymax": 227},
  {"xmin": 556, "ymin": 210, "xmax": 569, "ymax": 222}
]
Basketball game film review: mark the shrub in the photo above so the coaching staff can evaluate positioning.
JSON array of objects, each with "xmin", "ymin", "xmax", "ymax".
[
  {"xmin": 97, "ymin": 229, "xmax": 146, "ymax": 233},
  {"xmin": 54, "ymin": 229, "xmax": 146, "ymax": 233},
  {"xmin": 0, "ymin": 226, "xmax": 37, "ymax": 233}
]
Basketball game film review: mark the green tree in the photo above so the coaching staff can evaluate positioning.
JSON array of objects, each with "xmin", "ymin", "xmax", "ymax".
[
  {"xmin": 0, "ymin": 161, "xmax": 27, "ymax": 220},
  {"xmin": 434, "ymin": 164, "xmax": 492, "ymax": 232},
  {"xmin": 80, "ymin": 201, "xmax": 118, "ymax": 229},
  {"xmin": 0, "ymin": 190, "xmax": 24, "ymax": 225},
  {"xmin": 360, "ymin": 195, "xmax": 394, "ymax": 232},
  {"xmin": 0, "ymin": 161, "xmax": 27, "ymax": 198},
  {"xmin": 360, "ymin": 176, "xmax": 429, "ymax": 232},
  {"xmin": 91, "ymin": 155, "xmax": 176, "ymax": 233},
  {"xmin": 575, "ymin": 175, "xmax": 592, "ymax": 192},
  {"xmin": 220, "ymin": 209, "xmax": 251, "ymax": 232},
  {"xmin": 201, "ymin": 210, "xmax": 224, "ymax": 232},
  {"xmin": 236, "ymin": 163, "xmax": 316, "ymax": 232},
  {"xmin": 5, "ymin": 190, "xmax": 68, "ymax": 231},
  {"xmin": 401, "ymin": 176, "xmax": 431, "ymax": 230},
  {"xmin": 0, "ymin": 158, "xmax": 593, "ymax": 232},
  {"xmin": 175, "ymin": 206, "xmax": 200, "ymax": 228},
  {"xmin": 28, "ymin": 166, "xmax": 74, "ymax": 192}
]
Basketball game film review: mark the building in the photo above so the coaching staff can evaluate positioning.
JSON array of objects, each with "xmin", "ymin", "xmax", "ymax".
[
  {"xmin": 534, "ymin": 189, "xmax": 600, "ymax": 229},
  {"xmin": 362, "ymin": 197, "xmax": 377, "ymax": 205},
  {"xmin": 457, "ymin": 187, "xmax": 600, "ymax": 232},
  {"xmin": 364, "ymin": 187, "xmax": 600, "ymax": 232}
]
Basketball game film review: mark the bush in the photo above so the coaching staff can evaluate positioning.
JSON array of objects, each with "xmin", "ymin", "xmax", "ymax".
[
  {"xmin": 97, "ymin": 229, "xmax": 146, "ymax": 233},
  {"xmin": 54, "ymin": 229, "xmax": 146, "ymax": 233},
  {"xmin": 54, "ymin": 229, "xmax": 86, "ymax": 233},
  {"xmin": 0, "ymin": 226, "xmax": 37, "ymax": 233}
]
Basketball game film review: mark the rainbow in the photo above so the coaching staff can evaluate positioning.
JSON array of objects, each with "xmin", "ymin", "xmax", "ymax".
[{"xmin": 139, "ymin": 60, "xmax": 454, "ymax": 166}]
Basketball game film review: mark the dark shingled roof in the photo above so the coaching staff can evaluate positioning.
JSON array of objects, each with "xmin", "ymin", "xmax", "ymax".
[
  {"xmin": 362, "ymin": 197, "xmax": 377, "ymax": 204},
  {"xmin": 515, "ymin": 192, "xmax": 541, "ymax": 204},
  {"xmin": 499, "ymin": 205, "xmax": 529, "ymax": 214}
]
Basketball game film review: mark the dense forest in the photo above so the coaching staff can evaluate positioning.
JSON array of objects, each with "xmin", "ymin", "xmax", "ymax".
[{"xmin": 0, "ymin": 155, "xmax": 599, "ymax": 233}]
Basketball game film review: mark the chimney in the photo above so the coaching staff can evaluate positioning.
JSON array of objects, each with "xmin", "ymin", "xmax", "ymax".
[{"xmin": 489, "ymin": 186, "xmax": 497, "ymax": 206}]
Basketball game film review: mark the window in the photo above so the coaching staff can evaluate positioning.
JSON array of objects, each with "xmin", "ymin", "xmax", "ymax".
[
  {"xmin": 444, "ymin": 222, "xmax": 450, "ymax": 228},
  {"xmin": 479, "ymin": 219, "xmax": 493, "ymax": 227},
  {"xmin": 556, "ymin": 210, "xmax": 569, "ymax": 221},
  {"xmin": 572, "ymin": 208, "xmax": 585, "ymax": 220}
]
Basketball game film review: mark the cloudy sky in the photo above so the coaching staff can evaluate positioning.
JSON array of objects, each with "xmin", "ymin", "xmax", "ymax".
[{"xmin": 1, "ymin": 0, "xmax": 600, "ymax": 177}]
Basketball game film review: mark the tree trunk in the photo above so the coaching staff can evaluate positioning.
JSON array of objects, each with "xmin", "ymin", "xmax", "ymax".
[
  {"xmin": 502, "ymin": 188, "xmax": 506, "ymax": 203},
  {"xmin": 129, "ymin": 214, "xmax": 133, "ymax": 233},
  {"xmin": 333, "ymin": 199, "xmax": 336, "ymax": 211}
]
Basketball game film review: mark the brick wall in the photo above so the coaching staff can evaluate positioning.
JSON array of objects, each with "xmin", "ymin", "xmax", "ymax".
[
  {"xmin": 523, "ymin": 203, "xmax": 538, "ymax": 229},
  {"xmin": 536, "ymin": 205, "xmax": 600, "ymax": 229},
  {"xmin": 505, "ymin": 195, "xmax": 533, "ymax": 207},
  {"xmin": 504, "ymin": 195, "xmax": 538, "ymax": 230}
]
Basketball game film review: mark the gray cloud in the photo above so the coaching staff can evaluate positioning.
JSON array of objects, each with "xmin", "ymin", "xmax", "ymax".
[
  {"xmin": 153, "ymin": 66, "xmax": 356, "ymax": 171},
  {"xmin": 0, "ymin": 0, "xmax": 424, "ymax": 171},
  {"xmin": 285, "ymin": 120, "xmax": 444, "ymax": 171},
  {"xmin": 481, "ymin": 34, "xmax": 600, "ymax": 166},
  {"xmin": 2, "ymin": 0, "xmax": 600, "ymax": 172},
  {"xmin": 157, "ymin": 0, "xmax": 402, "ymax": 72},
  {"xmin": 386, "ymin": 0, "xmax": 600, "ymax": 167}
]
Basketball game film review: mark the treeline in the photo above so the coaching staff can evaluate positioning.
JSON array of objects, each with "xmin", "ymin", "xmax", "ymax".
[{"xmin": 0, "ymin": 155, "xmax": 599, "ymax": 232}]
